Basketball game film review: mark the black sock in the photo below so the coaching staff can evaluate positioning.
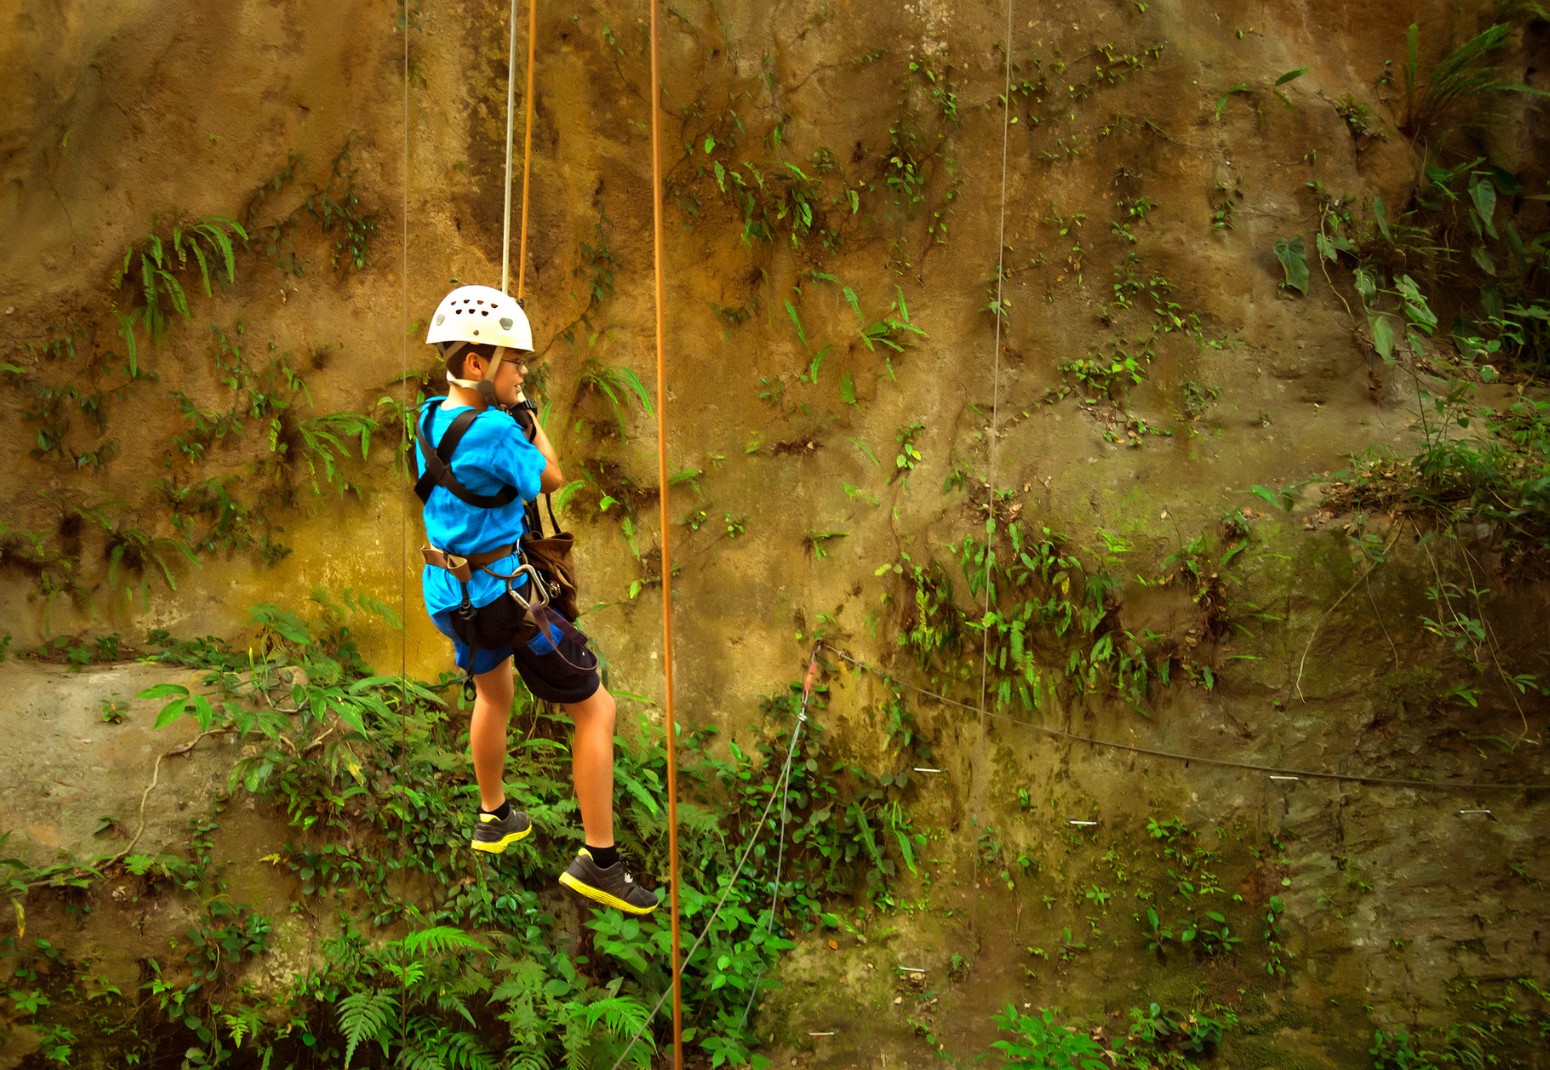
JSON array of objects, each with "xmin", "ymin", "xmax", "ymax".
[
  {"xmin": 481, "ymin": 801, "xmax": 512, "ymax": 821},
  {"xmin": 587, "ymin": 844, "xmax": 619, "ymax": 868}
]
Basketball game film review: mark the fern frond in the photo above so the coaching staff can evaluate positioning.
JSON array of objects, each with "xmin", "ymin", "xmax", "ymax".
[
  {"xmin": 563, "ymin": 1020, "xmax": 591, "ymax": 1070},
  {"xmin": 614, "ymin": 764, "xmax": 661, "ymax": 818},
  {"xmin": 399, "ymin": 924, "xmax": 487, "ymax": 958},
  {"xmin": 438, "ymin": 1029, "xmax": 501, "ymax": 1070},
  {"xmin": 583, "ymin": 995, "xmax": 654, "ymax": 1042},
  {"xmin": 336, "ymin": 989, "xmax": 397, "ymax": 1067}
]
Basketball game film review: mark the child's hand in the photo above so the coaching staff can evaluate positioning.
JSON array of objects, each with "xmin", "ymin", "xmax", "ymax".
[{"xmin": 508, "ymin": 398, "xmax": 539, "ymax": 442}]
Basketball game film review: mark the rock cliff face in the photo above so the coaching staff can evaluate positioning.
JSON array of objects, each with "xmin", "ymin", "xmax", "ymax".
[{"xmin": 2, "ymin": 0, "xmax": 1547, "ymax": 1066}]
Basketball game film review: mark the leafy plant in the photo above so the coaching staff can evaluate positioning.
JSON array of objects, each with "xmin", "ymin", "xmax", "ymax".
[
  {"xmin": 991, "ymin": 1005, "xmax": 1107, "ymax": 1070},
  {"xmin": 111, "ymin": 215, "xmax": 248, "ymax": 373},
  {"xmin": 1399, "ymin": 22, "xmax": 1530, "ymax": 140},
  {"xmin": 575, "ymin": 361, "xmax": 654, "ymax": 435}
]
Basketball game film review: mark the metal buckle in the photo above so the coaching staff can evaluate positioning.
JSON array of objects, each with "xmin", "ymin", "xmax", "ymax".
[{"xmin": 505, "ymin": 564, "xmax": 551, "ymax": 617}]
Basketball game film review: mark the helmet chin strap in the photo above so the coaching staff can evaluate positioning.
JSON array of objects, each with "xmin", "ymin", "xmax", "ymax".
[{"xmin": 445, "ymin": 348, "xmax": 508, "ymax": 407}]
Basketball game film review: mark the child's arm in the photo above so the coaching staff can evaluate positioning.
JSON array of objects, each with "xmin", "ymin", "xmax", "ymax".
[
  {"xmin": 529, "ymin": 420, "xmax": 565, "ymax": 493},
  {"xmin": 509, "ymin": 397, "xmax": 564, "ymax": 493}
]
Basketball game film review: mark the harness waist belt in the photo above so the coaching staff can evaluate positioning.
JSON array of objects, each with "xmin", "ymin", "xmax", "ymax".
[{"xmin": 421, "ymin": 543, "xmax": 518, "ymax": 583}]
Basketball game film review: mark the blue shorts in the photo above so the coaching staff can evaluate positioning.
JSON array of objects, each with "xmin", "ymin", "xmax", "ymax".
[{"xmin": 432, "ymin": 596, "xmax": 600, "ymax": 705}]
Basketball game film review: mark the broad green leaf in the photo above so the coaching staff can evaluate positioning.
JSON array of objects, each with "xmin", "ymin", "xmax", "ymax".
[
  {"xmin": 1468, "ymin": 173, "xmax": 1498, "ymax": 238},
  {"xmin": 1272, "ymin": 236, "xmax": 1309, "ymax": 295},
  {"xmin": 1371, "ymin": 313, "xmax": 1396, "ymax": 360}
]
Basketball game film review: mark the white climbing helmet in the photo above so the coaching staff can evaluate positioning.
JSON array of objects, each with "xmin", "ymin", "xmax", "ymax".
[{"xmin": 426, "ymin": 285, "xmax": 532, "ymax": 352}]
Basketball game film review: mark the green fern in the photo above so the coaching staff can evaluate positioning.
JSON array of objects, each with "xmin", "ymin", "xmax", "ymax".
[
  {"xmin": 575, "ymin": 361, "xmax": 655, "ymax": 429},
  {"xmin": 337, "ymin": 989, "xmax": 397, "ymax": 1067},
  {"xmin": 613, "ymin": 763, "xmax": 662, "ymax": 819},
  {"xmin": 399, "ymin": 925, "xmax": 488, "ymax": 958},
  {"xmin": 562, "ymin": 1019, "xmax": 591, "ymax": 1070},
  {"xmin": 111, "ymin": 214, "xmax": 247, "ymax": 371},
  {"xmin": 575, "ymin": 995, "xmax": 654, "ymax": 1047}
]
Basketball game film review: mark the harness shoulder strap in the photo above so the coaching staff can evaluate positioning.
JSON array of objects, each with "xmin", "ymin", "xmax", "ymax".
[{"xmin": 413, "ymin": 404, "xmax": 519, "ymax": 509}]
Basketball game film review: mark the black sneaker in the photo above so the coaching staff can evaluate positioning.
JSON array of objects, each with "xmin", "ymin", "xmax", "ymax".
[
  {"xmin": 471, "ymin": 808, "xmax": 532, "ymax": 854},
  {"xmin": 558, "ymin": 848, "xmax": 659, "ymax": 914}
]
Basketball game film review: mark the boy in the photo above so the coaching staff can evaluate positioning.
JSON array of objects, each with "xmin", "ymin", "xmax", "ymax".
[{"xmin": 415, "ymin": 283, "xmax": 657, "ymax": 915}]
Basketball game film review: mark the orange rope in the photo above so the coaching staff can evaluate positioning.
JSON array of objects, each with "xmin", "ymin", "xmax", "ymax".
[
  {"xmin": 648, "ymin": 0, "xmax": 685, "ymax": 1064},
  {"xmin": 516, "ymin": 0, "xmax": 538, "ymax": 299}
]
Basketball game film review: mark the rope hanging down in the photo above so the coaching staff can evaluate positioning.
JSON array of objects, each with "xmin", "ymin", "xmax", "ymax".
[
  {"xmin": 826, "ymin": 644, "xmax": 1550, "ymax": 793},
  {"xmin": 970, "ymin": 0, "xmax": 1017, "ymax": 878},
  {"xmin": 607, "ymin": 651, "xmax": 818, "ymax": 1070},
  {"xmin": 491, "ymin": 1, "xmax": 688, "ymax": 1052},
  {"xmin": 500, "ymin": 0, "xmax": 539, "ymax": 297},
  {"xmin": 647, "ymin": 2, "xmax": 687, "ymax": 1066}
]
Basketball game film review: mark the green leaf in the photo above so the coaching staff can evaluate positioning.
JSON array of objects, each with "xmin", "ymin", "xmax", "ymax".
[
  {"xmin": 1215, "ymin": 83, "xmax": 1249, "ymax": 119},
  {"xmin": 1371, "ymin": 313, "xmax": 1396, "ymax": 360},
  {"xmin": 1274, "ymin": 67, "xmax": 1308, "ymax": 86},
  {"xmin": 1272, "ymin": 236, "xmax": 1309, "ymax": 294},
  {"xmin": 1373, "ymin": 195, "xmax": 1392, "ymax": 243},
  {"xmin": 154, "ymin": 698, "xmax": 190, "ymax": 729},
  {"xmin": 1248, "ymin": 484, "xmax": 1287, "ymax": 510},
  {"xmin": 840, "ymin": 372, "xmax": 857, "ymax": 406},
  {"xmin": 1468, "ymin": 173, "xmax": 1498, "ymax": 238},
  {"xmin": 138, "ymin": 683, "xmax": 191, "ymax": 700}
]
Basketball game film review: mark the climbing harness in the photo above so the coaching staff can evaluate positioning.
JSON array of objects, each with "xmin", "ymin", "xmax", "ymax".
[
  {"xmin": 411, "ymin": 398, "xmax": 606, "ymax": 695},
  {"xmin": 412, "ymin": 401, "xmax": 554, "ymax": 616},
  {"xmin": 413, "ymin": 405, "xmax": 521, "ymax": 510}
]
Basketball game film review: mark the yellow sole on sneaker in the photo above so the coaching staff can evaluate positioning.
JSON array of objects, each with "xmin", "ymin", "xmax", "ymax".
[
  {"xmin": 558, "ymin": 871, "xmax": 659, "ymax": 914},
  {"xmin": 470, "ymin": 825, "xmax": 531, "ymax": 854}
]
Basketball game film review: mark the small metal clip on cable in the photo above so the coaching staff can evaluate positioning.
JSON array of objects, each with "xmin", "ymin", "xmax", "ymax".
[
  {"xmin": 1458, "ymin": 809, "xmax": 1495, "ymax": 819},
  {"xmin": 1268, "ymin": 775, "xmax": 1301, "ymax": 782},
  {"xmin": 1068, "ymin": 819, "xmax": 1099, "ymax": 827}
]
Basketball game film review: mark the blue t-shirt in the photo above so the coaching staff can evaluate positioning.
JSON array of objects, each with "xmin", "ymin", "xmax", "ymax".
[{"xmin": 416, "ymin": 398, "xmax": 547, "ymax": 613}]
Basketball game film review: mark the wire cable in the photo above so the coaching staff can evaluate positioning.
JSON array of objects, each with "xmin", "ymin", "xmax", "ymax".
[
  {"xmin": 607, "ymin": 654, "xmax": 817, "ymax": 1070},
  {"xmin": 826, "ymin": 644, "xmax": 1550, "ymax": 793}
]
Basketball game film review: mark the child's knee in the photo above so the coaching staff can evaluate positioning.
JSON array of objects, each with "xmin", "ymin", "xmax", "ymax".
[{"xmin": 575, "ymin": 687, "xmax": 615, "ymax": 730}]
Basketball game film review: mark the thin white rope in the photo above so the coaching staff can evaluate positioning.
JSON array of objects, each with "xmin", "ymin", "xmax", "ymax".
[
  {"xmin": 500, "ymin": 0, "xmax": 519, "ymax": 293},
  {"xmin": 607, "ymin": 663, "xmax": 816, "ymax": 1070},
  {"xmin": 398, "ymin": 5, "xmax": 413, "ymax": 1048},
  {"xmin": 738, "ymin": 650, "xmax": 819, "ymax": 1027},
  {"xmin": 971, "ymin": 0, "xmax": 1016, "ymax": 862},
  {"xmin": 828, "ymin": 645, "xmax": 1550, "ymax": 793}
]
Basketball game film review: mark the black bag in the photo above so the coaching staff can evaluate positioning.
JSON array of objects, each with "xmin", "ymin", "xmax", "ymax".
[{"xmin": 522, "ymin": 494, "xmax": 580, "ymax": 621}]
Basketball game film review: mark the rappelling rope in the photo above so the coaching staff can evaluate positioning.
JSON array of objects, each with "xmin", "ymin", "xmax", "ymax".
[
  {"xmin": 499, "ymin": 0, "xmax": 520, "ymax": 294},
  {"xmin": 516, "ymin": 0, "xmax": 538, "ymax": 298},
  {"xmin": 646, "ymin": 1, "xmax": 686, "ymax": 1066},
  {"xmin": 827, "ymin": 645, "xmax": 1550, "ymax": 793},
  {"xmin": 607, "ymin": 649, "xmax": 818, "ymax": 1070}
]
